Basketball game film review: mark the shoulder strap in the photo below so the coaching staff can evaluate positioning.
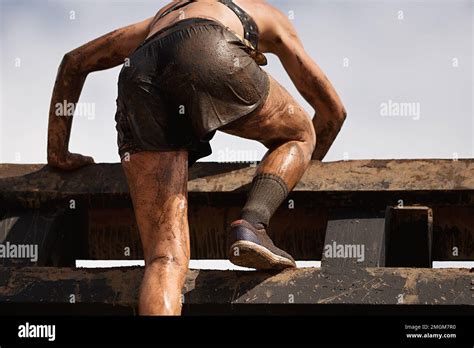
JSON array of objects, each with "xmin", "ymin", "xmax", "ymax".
[
  {"xmin": 218, "ymin": 0, "xmax": 259, "ymax": 49},
  {"xmin": 158, "ymin": 1, "xmax": 193, "ymax": 20}
]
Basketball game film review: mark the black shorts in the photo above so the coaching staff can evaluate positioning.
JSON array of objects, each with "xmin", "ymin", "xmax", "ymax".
[{"xmin": 115, "ymin": 18, "xmax": 270, "ymax": 166}]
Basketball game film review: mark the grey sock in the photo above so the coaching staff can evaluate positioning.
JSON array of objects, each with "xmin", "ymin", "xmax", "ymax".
[{"xmin": 240, "ymin": 173, "xmax": 289, "ymax": 228}]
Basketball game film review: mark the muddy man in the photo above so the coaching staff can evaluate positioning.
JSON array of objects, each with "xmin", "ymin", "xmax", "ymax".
[{"xmin": 47, "ymin": 0, "xmax": 346, "ymax": 315}]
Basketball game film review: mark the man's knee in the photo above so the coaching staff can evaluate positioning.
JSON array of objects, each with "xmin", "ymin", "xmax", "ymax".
[
  {"xmin": 293, "ymin": 117, "xmax": 316, "ymax": 155},
  {"xmin": 304, "ymin": 124, "xmax": 317, "ymax": 154},
  {"xmin": 147, "ymin": 254, "xmax": 188, "ymax": 268},
  {"xmin": 264, "ymin": 127, "xmax": 315, "ymax": 155}
]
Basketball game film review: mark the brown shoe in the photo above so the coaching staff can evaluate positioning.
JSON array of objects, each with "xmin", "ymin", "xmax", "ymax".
[{"xmin": 227, "ymin": 219, "xmax": 296, "ymax": 270}]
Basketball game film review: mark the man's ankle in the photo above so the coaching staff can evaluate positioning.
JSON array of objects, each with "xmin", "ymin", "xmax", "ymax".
[{"xmin": 240, "ymin": 173, "xmax": 289, "ymax": 228}]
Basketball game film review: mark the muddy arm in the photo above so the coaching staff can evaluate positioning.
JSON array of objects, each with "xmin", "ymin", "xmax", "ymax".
[
  {"xmin": 47, "ymin": 17, "xmax": 153, "ymax": 169},
  {"xmin": 267, "ymin": 9, "xmax": 347, "ymax": 161}
]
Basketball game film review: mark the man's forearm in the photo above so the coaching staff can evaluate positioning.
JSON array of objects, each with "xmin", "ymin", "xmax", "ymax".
[
  {"xmin": 47, "ymin": 54, "xmax": 87, "ymax": 161},
  {"xmin": 311, "ymin": 107, "xmax": 347, "ymax": 161},
  {"xmin": 297, "ymin": 77, "xmax": 347, "ymax": 161},
  {"xmin": 277, "ymin": 51, "xmax": 346, "ymax": 161}
]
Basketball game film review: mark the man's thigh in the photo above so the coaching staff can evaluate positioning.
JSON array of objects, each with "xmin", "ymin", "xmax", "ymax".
[{"xmin": 219, "ymin": 73, "xmax": 315, "ymax": 149}]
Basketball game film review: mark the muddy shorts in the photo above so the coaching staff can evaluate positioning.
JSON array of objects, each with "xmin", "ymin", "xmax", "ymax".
[{"xmin": 115, "ymin": 18, "xmax": 270, "ymax": 166}]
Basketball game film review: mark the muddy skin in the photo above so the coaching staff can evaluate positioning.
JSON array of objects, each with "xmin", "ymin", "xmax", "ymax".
[
  {"xmin": 47, "ymin": 18, "xmax": 153, "ymax": 170},
  {"xmin": 295, "ymin": 55, "xmax": 337, "ymax": 111},
  {"xmin": 122, "ymin": 150, "xmax": 190, "ymax": 315},
  {"xmin": 294, "ymin": 54, "xmax": 347, "ymax": 161},
  {"xmin": 46, "ymin": 1, "xmax": 346, "ymax": 315},
  {"xmin": 220, "ymin": 75, "xmax": 315, "ymax": 191},
  {"xmin": 314, "ymin": 118, "xmax": 336, "ymax": 158},
  {"xmin": 258, "ymin": 142, "xmax": 307, "ymax": 190}
]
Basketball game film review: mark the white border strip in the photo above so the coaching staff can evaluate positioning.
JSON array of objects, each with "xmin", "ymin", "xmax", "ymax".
[
  {"xmin": 75, "ymin": 260, "xmax": 473, "ymax": 270},
  {"xmin": 76, "ymin": 260, "xmax": 322, "ymax": 270}
]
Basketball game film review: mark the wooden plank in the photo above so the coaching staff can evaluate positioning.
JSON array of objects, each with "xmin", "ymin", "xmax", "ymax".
[
  {"xmin": 86, "ymin": 206, "xmax": 328, "ymax": 260},
  {"xmin": 322, "ymin": 211, "xmax": 385, "ymax": 268},
  {"xmin": 85, "ymin": 206, "xmax": 471, "ymax": 262},
  {"xmin": 0, "ymin": 160, "xmax": 473, "ymax": 205},
  {"xmin": 432, "ymin": 206, "xmax": 474, "ymax": 260},
  {"xmin": 1, "ymin": 161, "xmax": 473, "ymax": 261},
  {"xmin": 1, "ymin": 205, "xmax": 473, "ymax": 262},
  {"xmin": 385, "ymin": 206, "xmax": 433, "ymax": 267},
  {"xmin": 0, "ymin": 208, "xmax": 86, "ymax": 267},
  {"xmin": 0, "ymin": 267, "xmax": 472, "ymax": 308}
]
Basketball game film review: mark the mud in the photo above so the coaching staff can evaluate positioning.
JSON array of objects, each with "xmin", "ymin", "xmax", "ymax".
[{"xmin": 2, "ymin": 267, "xmax": 471, "ymax": 306}]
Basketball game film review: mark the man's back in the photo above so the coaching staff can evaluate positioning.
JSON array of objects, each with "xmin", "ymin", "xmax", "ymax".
[{"xmin": 148, "ymin": 0, "xmax": 273, "ymax": 50}]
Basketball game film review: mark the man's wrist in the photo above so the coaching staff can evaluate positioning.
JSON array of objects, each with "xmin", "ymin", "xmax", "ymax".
[{"xmin": 47, "ymin": 147, "xmax": 69, "ymax": 163}]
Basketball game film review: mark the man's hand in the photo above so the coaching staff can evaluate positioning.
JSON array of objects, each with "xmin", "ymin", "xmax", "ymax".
[{"xmin": 48, "ymin": 151, "xmax": 95, "ymax": 171}]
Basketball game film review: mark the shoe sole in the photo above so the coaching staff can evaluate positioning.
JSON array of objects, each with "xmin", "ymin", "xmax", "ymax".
[{"xmin": 228, "ymin": 240, "xmax": 296, "ymax": 270}]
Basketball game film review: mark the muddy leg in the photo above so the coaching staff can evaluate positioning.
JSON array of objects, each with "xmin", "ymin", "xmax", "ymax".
[
  {"xmin": 122, "ymin": 150, "xmax": 189, "ymax": 315},
  {"xmin": 220, "ymin": 74, "xmax": 316, "ymax": 269}
]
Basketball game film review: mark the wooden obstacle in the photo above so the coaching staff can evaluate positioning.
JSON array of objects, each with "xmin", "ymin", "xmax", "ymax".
[{"xmin": 0, "ymin": 159, "xmax": 473, "ymax": 314}]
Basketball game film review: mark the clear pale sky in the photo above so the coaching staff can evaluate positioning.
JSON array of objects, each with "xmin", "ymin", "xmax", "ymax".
[{"xmin": 1, "ymin": 0, "xmax": 473, "ymax": 163}]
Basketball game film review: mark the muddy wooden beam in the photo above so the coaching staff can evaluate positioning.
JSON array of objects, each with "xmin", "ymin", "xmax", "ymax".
[
  {"xmin": 86, "ymin": 205, "xmax": 474, "ymax": 261},
  {"xmin": 1, "ymin": 160, "xmax": 473, "ymax": 208},
  {"xmin": 0, "ymin": 267, "xmax": 472, "ymax": 309},
  {"xmin": 385, "ymin": 206, "xmax": 433, "ymax": 267},
  {"xmin": 0, "ymin": 208, "xmax": 87, "ymax": 267},
  {"xmin": 322, "ymin": 211, "xmax": 386, "ymax": 268},
  {"xmin": 1, "ymin": 160, "xmax": 473, "ymax": 261}
]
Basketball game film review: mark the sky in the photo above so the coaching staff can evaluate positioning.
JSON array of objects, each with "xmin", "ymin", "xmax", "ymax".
[{"xmin": 0, "ymin": 0, "xmax": 472, "ymax": 164}]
